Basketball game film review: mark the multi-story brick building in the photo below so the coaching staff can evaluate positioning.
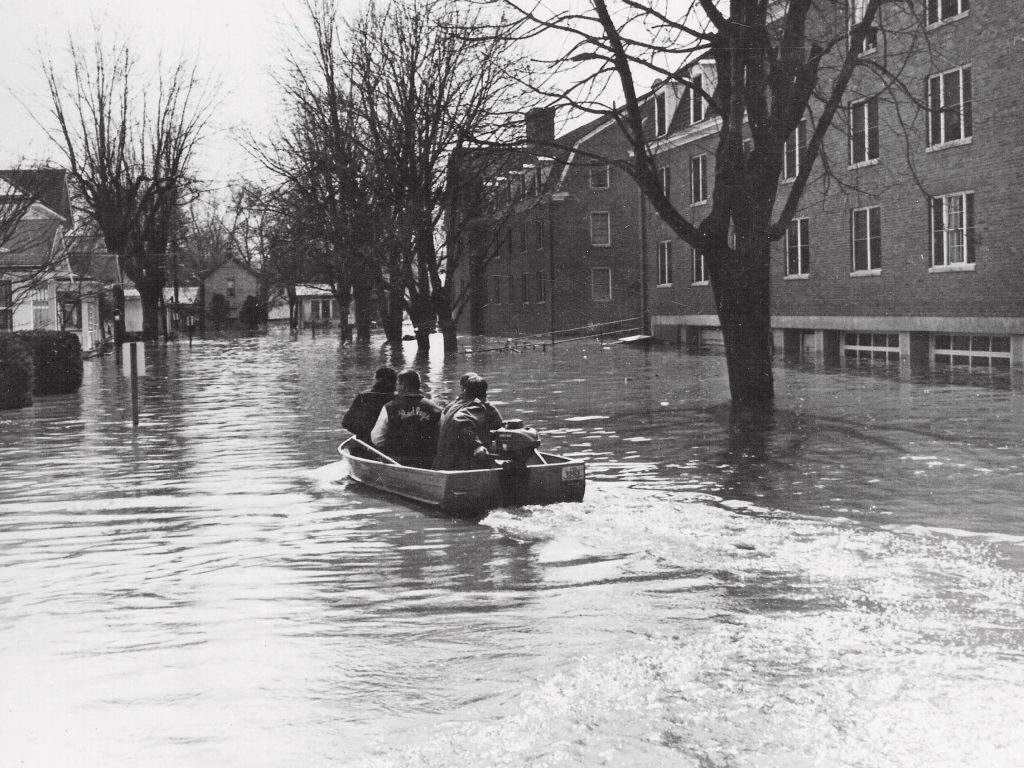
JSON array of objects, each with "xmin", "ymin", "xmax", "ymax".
[
  {"xmin": 459, "ymin": 2, "xmax": 1024, "ymax": 372},
  {"xmin": 454, "ymin": 108, "xmax": 644, "ymax": 340},
  {"xmin": 648, "ymin": 0, "xmax": 1024, "ymax": 372}
]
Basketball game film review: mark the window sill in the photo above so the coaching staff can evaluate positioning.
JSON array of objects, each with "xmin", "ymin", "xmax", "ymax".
[
  {"xmin": 590, "ymin": 243, "xmax": 611, "ymax": 248},
  {"xmin": 850, "ymin": 269, "xmax": 881, "ymax": 277},
  {"xmin": 929, "ymin": 263, "xmax": 975, "ymax": 273},
  {"xmin": 927, "ymin": 11, "xmax": 968, "ymax": 30},
  {"xmin": 691, "ymin": 280, "xmax": 709, "ymax": 286},
  {"xmin": 784, "ymin": 274, "xmax": 809, "ymax": 280},
  {"xmin": 926, "ymin": 137, "xmax": 972, "ymax": 153},
  {"xmin": 656, "ymin": 283, "xmax": 673, "ymax": 288},
  {"xmin": 848, "ymin": 158, "xmax": 879, "ymax": 170},
  {"xmin": 691, "ymin": 200, "xmax": 708, "ymax": 208},
  {"xmin": 592, "ymin": 298, "xmax": 613, "ymax": 303}
]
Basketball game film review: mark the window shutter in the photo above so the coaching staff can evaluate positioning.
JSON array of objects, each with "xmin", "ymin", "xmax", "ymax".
[
  {"xmin": 962, "ymin": 68, "xmax": 972, "ymax": 137},
  {"xmin": 868, "ymin": 98, "xmax": 879, "ymax": 159},
  {"xmin": 927, "ymin": 76, "xmax": 940, "ymax": 146},
  {"xmin": 931, "ymin": 197, "xmax": 944, "ymax": 265},
  {"xmin": 965, "ymin": 192, "xmax": 975, "ymax": 263}
]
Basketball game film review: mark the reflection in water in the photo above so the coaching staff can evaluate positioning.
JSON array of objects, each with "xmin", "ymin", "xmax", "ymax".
[{"xmin": 1, "ymin": 330, "xmax": 1024, "ymax": 767}]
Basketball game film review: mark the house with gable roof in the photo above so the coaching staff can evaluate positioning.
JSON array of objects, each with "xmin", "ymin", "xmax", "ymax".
[{"xmin": 0, "ymin": 169, "xmax": 108, "ymax": 354}]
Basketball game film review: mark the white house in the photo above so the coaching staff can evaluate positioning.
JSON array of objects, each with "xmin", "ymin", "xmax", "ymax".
[{"xmin": 0, "ymin": 169, "xmax": 105, "ymax": 355}]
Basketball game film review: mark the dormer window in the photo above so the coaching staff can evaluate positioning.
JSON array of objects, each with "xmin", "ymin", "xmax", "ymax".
[
  {"xmin": 850, "ymin": 0, "xmax": 878, "ymax": 54},
  {"xmin": 687, "ymin": 73, "xmax": 704, "ymax": 123}
]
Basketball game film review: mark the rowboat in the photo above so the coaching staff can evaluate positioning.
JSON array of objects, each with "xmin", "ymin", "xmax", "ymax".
[{"xmin": 338, "ymin": 436, "xmax": 586, "ymax": 518}]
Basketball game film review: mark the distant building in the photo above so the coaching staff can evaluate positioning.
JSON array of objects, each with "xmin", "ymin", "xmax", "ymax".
[
  {"xmin": 200, "ymin": 257, "xmax": 262, "ymax": 332},
  {"xmin": 449, "ymin": 108, "xmax": 643, "ymax": 340}
]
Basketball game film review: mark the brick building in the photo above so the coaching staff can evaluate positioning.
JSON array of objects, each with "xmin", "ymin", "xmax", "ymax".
[
  {"xmin": 453, "ymin": 108, "xmax": 644, "ymax": 340},
  {"xmin": 647, "ymin": 0, "xmax": 1024, "ymax": 372},
  {"xmin": 456, "ymin": 2, "xmax": 1024, "ymax": 372}
]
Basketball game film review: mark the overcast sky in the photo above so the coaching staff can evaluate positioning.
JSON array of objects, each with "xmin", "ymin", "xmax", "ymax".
[{"xmin": 0, "ymin": 0, "xmax": 364, "ymax": 185}]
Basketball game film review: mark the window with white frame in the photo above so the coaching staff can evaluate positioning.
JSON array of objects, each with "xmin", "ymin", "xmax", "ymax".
[
  {"xmin": 852, "ymin": 206, "xmax": 882, "ymax": 272},
  {"xmin": 690, "ymin": 155, "xmax": 708, "ymax": 204},
  {"xmin": 654, "ymin": 92, "xmax": 668, "ymax": 136},
  {"xmin": 934, "ymin": 334, "xmax": 1009, "ymax": 370},
  {"xmin": 590, "ymin": 211, "xmax": 611, "ymax": 246},
  {"xmin": 589, "ymin": 164, "xmax": 609, "ymax": 189},
  {"xmin": 226, "ymin": 278, "xmax": 236, "ymax": 298},
  {"xmin": 533, "ymin": 219, "xmax": 544, "ymax": 249},
  {"xmin": 685, "ymin": 73, "xmax": 705, "ymax": 124},
  {"xmin": 31, "ymin": 288, "xmax": 49, "ymax": 329},
  {"xmin": 536, "ymin": 270, "xmax": 547, "ymax": 302},
  {"xmin": 520, "ymin": 221, "xmax": 529, "ymax": 252},
  {"xmin": 521, "ymin": 273, "xmax": 530, "ymax": 303},
  {"xmin": 850, "ymin": 97, "xmax": 879, "ymax": 164},
  {"xmin": 692, "ymin": 248, "xmax": 709, "ymax": 284},
  {"xmin": 657, "ymin": 241, "xmax": 673, "ymax": 286},
  {"xmin": 927, "ymin": 0, "xmax": 969, "ymax": 25},
  {"xmin": 931, "ymin": 192, "xmax": 974, "ymax": 266},
  {"xmin": 783, "ymin": 120, "xmax": 805, "ymax": 180},
  {"xmin": 592, "ymin": 268, "xmax": 612, "ymax": 301},
  {"xmin": 785, "ymin": 218, "xmax": 810, "ymax": 277},
  {"xmin": 659, "ymin": 165, "xmax": 671, "ymax": 198},
  {"xmin": 0, "ymin": 280, "xmax": 12, "ymax": 332},
  {"xmin": 850, "ymin": 0, "xmax": 878, "ymax": 53},
  {"xmin": 844, "ymin": 332, "xmax": 900, "ymax": 362},
  {"xmin": 927, "ymin": 67, "xmax": 972, "ymax": 147}
]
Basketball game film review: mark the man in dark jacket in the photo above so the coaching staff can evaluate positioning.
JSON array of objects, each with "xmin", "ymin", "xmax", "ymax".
[
  {"xmin": 432, "ymin": 372, "xmax": 503, "ymax": 471},
  {"xmin": 371, "ymin": 369, "xmax": 442, "ymax": 467},
  {"xmin": 342, "ymin": 366, "xmax": 396, "ymax": 443}
]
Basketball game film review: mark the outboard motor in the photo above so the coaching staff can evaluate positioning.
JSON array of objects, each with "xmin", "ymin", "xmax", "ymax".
[{"xmin": 491, "ymin": 419, "xmax": 540, "ymax": 468}]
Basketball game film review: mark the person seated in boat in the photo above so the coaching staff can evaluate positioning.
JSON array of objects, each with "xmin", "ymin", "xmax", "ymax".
[
  {"xmin": 342, "ymin": 366, "xmax": 397, "ymax": 444},
  {"xmin": 370, "ymin": 369, "xmax": 442, "ymax": 467},
  {"xmin": 432, "ymin": 372, "xmax": 504, "ymax": 471}
]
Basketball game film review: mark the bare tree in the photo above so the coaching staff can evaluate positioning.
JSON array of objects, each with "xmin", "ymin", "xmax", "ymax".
[
  {"xmin": 345, "ymin": 0, "xmax": 529, "ymax": 352},
  {"xmin": 42, "ymin": 36, "xmax": 215, "ymax": 341},
  {"xmin": 495, "ymin": 0, "xmax": 931, "ymax": 401}
]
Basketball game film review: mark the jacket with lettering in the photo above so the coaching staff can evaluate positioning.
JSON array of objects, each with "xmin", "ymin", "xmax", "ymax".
[{"xmin": 371, "ymin": 392, "xmax": 442, "ymax": 464}]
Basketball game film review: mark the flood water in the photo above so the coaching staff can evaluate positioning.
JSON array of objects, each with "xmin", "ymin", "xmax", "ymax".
[{"xmin": 1, "ymin": 330, "xmax": 1023, "ymax": 767}]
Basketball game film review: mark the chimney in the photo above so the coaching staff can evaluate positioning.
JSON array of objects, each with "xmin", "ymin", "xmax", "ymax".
[{"xmin": 524, "ymin": 107, "xmax": 556, "ymax": 146}]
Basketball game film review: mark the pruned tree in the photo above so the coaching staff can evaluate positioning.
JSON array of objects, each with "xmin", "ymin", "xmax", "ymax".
[
  {"xmin": 42, "ymin": 36, "xmax": 215, "ymax": 341},
  {"xmin": 496, "ymin": 0, "xmax": 929, "ymax": 401}
]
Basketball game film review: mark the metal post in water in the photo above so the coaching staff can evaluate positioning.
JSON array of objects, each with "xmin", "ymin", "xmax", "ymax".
[{"xmin": 130, "ymin": 342, "xmax": 139, "ymax": 427}]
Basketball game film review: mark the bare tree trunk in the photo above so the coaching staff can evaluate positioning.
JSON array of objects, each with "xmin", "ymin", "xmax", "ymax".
[
  {"xmin": 352, "ymin": 278, "xmax": 374, "ymax": 342},
  {"xmin": 378, "ymin": 291, "xmax": 404, "ymax": 346},
  {"xmin": 137, "ymin": 280, "xmax": 163, "ymax": 342},
  {"xmin": 710, "ymin": 244, "xmax": 774, "ymax": 402}
]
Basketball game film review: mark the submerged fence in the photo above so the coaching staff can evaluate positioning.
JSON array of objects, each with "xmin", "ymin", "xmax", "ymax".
[{"xmin": 464, "ymin": 316, "xmax": 643, "ymax": 354}]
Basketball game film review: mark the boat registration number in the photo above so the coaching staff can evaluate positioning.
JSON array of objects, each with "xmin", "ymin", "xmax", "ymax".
[{"xmin": 561, "ymin": 465, "xmax": 584, "ymax": 481}]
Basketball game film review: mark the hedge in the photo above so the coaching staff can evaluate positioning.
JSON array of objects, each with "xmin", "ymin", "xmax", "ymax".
[
  {"xmin": 0, "ymin": 334, "xmax": 34, "ymax": 410},
  {"xmin": 14, "ymin": 331, "xmax": 84, "ymax": 395}
]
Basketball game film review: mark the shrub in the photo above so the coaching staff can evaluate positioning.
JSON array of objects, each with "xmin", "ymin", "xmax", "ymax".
[
  {"xmin": 0, "ymin": 334, "xmax": 34, "ymax": 410},
  {"xmin": 14, "ymin": 330, "xmax": 84, "ymax": 395}
]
